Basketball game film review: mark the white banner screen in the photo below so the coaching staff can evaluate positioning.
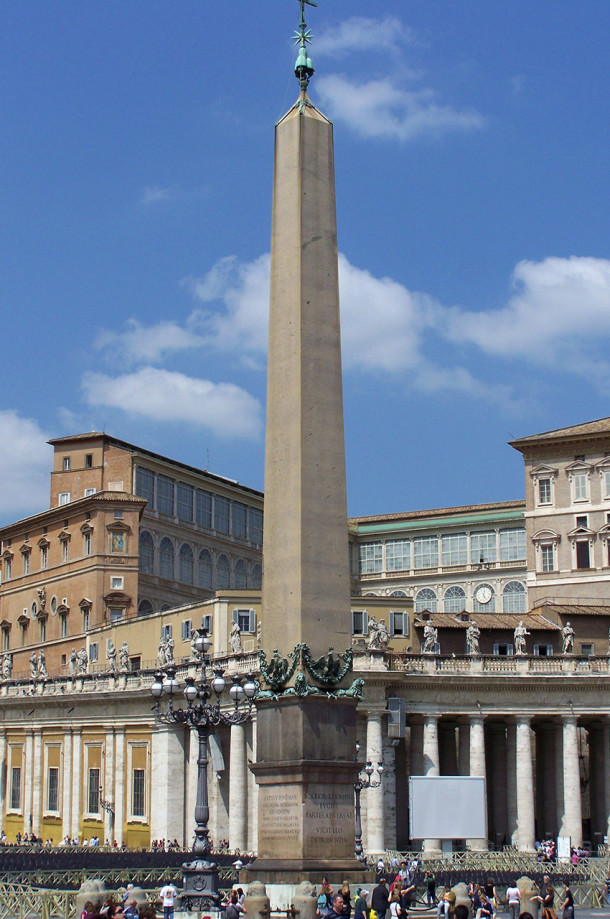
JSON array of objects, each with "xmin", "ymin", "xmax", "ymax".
[{"xmin": 409, "ymin": 776, "xmax": 487, "ymax": 840}]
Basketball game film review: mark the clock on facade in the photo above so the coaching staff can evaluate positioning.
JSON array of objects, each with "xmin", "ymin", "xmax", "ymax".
[{"xmin": 475, "ymin": 585, "xmax": 492, "ymax": 605}]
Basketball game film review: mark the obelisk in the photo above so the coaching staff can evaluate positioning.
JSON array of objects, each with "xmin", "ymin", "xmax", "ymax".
[{"xmin": 250, "ymin": 2, "xmax": 363, "ymax": 880}]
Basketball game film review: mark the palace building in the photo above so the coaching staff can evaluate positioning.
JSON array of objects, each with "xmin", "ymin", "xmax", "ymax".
[{"xmin": 0, "ymin": 419, "xmax": 610, "ymax": 852}]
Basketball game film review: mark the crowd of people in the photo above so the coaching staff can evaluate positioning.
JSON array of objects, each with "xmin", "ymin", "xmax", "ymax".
[{"xmin": 314, "ymin": 868, "xmax": 579, "ymax": 919}]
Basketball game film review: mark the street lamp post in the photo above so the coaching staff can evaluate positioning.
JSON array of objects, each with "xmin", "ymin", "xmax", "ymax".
[
  {"xmin": 354, "ymin": 740, "xmax": 383, "ymax": 861},
  {"xmin": 151, "ymin": 629, "xmax": 256, "ymax": 910}
]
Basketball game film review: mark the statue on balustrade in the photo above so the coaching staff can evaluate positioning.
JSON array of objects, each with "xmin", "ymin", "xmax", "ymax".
[
  {"xmin": 107, "ymin": 640, "xmax": 118, "ymax": 674},
  {"xmin": 29, "ymin": 652, "xmax": 38, "ymax": 680},
  {"xmin": 423, "ymin": 622, "xmax": 439, "ymax": 654},
  {"xmin": 514, "ymin": 620, "xmax": 530, "ymax": 656},
  {"xmin": 38, "ymin": 649, "xmax": 48, "ymax": 679},
  {"xmin": 2, "ymin": 653, "xmax": 13, "ymax": 680},
  {"xmin": 230, "ymin": 620, "xmax": 242, "ymax": 654},
  {"xmin": 119, "ymin": 641, "xmax": 130, "ymax": 671},
  {"xmin": 69, "ymin": 648, "xmax": 78, "ymax": 676},
  {"xmin": 562, "ymin": 621, "xmax": 575, "ymax": 655},
  {"xmin": 77, "ymin": 646, "xmax": 88, "ymax": 674},
  {"xmin": 466, "ymin": 621, "xmax": 481, "ymax": 656}
]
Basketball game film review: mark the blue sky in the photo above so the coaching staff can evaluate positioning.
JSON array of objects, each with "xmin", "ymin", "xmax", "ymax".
[{"xmin": 2, "ymin": 1, "xmax": 610, "ymax": 524}]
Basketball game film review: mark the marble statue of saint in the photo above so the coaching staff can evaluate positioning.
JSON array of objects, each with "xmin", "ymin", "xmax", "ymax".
[
  {"xmin": 230, "ymin": 621, "xmax": 242, "ymax": 654},
  {"xmin": 119, "ymin": 641, "xmax": 130, "ymax": 670},
  {"xmin": 158, "ymin": 637, "xmax": 168, "ymax": 667},
  {"xmin": 165, "ymin": 637, "xmax": 175, "ymax": 665},
  {"xmin": 78, "ymin": 647, "xmax": 88, "ymax": 674},
  {"xmin": 69, "ymin": 648, "xmax": 78, "ymax": 676},
  {"xmin": 38, "ymin": 649, "xmax": 48, "ymax": 679},
  {"xmin": 190, "ymin": 630, "xmax": 202, "ymax": 662},
  {"xmin": 2, "ymin": 653, "xmax": 13, "ymax": 680},
  {"xmin": 29, "ymin": 652, "xmax": 39, "ymax": 680},
  {"xmin": 562, "ymin": 621, "xmax": 575, "ymax": 655},
  {"xmin": 376, "ymin": 619, "xmax": 390, "ymax": 650},
  {"xmin": 107, "ymin": 640, "xmax": 118, "ymax": 674},
  {"xmin": 367, "ymin": 616, "xmax": 379, "ymax": 649},
  {"xmin": 466, "ymin": 621, "xmax": 481, "ymax": 656},
  {"xmin": 514, "ymin": 621, "xmax": 530, "ymax": 656},
  {"xmin": 37, "ymin": 586, "xmax": 46, "ymax": 610},
  {"xmin": 423, "ymin": 622, "xmax": 439, "ymax": 654}
]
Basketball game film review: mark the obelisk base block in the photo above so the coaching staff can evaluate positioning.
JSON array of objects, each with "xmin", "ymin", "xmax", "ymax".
[{"xmin": 248, "ymin": 697, "xmax": 369, "ymax": 882}]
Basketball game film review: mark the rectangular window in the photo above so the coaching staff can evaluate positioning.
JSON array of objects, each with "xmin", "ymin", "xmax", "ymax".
[
  {"xmin": 249, "ymin": 508, "xmax": 263, "ymax": 544},
  {"xmin": 132, "ymin": 769, "xmax": 145, "ymax": 817},
  {"xmin": 58, "ymin": 492, "xmax": 71, "ymax": 506},
  {"xmin": 541, "ymin": 544, "xmax": 554, "ymax": 572},
  {"xmin": 352, "ymin": 610, "xmax": 368, "ymax": 635},
  {"xmin": 471, "ymin": 531, "xmax": 497, "ymax": 564},
  {"xmin": 62, "ymin": 541, "xmax": 69, "ymax": 563},
  {"xmin": 63, "ymin": 457, "xmax": 71, "ymax": 471},
  {"xmin": 581, "ymin": 643, "xmax": 594, "ymax": 657},
  {"xmin": 201, "ymin": 614, "xmax": 213, "ymax": 635},
  {"xmin": 195, "ymin": 490, "xmax": 212, "ymax": 528},
  {"xmin": 181, "ymin": 619, "xmax": 192, "ymax": 642},
  {"xmin": 109, "ymin": 608, "xmax": 122, "ymax": 623},
  {"xmin": 39, "ymin": 620, "xmax": 46, "ymax": 642},
  {"xmin": 83, "ymin": 608, "xmax": 90, "ymax": 631},
  {"xmin": 538, "ymin": 479, "xmax": 552, "ymax": 504},
  {"xmin": 233, "ymin": 608, "xmax": 256, "ymax": 633},
  {"xmin": 22, "ymin": 553, "xmax": 29, "ymax": 575},
  {"xmin": 84, "ymin": 487, "xmax": 97, "ymax": 497},
  {"xmin": 10, "ymin": 767, "xmax": 21, "ymax": 810},
  {"xmin": 47, "ymin": 767, "xmax": 59, "ymax": 812},
  {"xmin": 413, "ymin": 536, "xmax": 439, "ymax": 570},
  {"xmin": 390, "ymin": 611, "xmax": 408, "ymax": 636},
  {"xmin": 575, "ymin": 515, "xmax": 588, "ymax": 528},
  {"xmin": 500, "ymin": 528, "xmax": 526, "ymax": 561},
  {"xmin": 40, "ymin": 546, "xmax": 48, "ymax": 569},
  {"xmin": 85, "ymin": 454, "xmax": 93, "ymax": 468},
  {"xmin": 88, "ymin": 768, "xmax": 100, "ymax": 813},
  {"xmin": 2, "ymin": 629, "xmax": 9, "ymax": 652},
  {"xmin": 135, "ymin": 467, "xmax": 155, "ymax": 506},
  {"xmin": 110, "ymin": 576, "xmax": 124, "ymax": 590},
  {"xmin": 84, "ymin": 533, "xmax": 91, "ymax": 556},
  {"xmin": 214, "ymin": 496, "xmax": 230, "ymax": 533},
  {"xmin": 358, "ymin": 542, "xmax": 383, "ymax": 574},
  {"xmin": 576, "ymin": 541, "xmax": 590, "ymax": 569},
  {"xmin": 177, "ymin": 482, "xmax": 194, "ymax": 522},
  {"xmin": 156, "ymin": 475, "xmax": 175, "ymax": 516},
  {"xmin": 4, "ymin": 557, "xmax": 11, "ymax": 579},
  {"xmin": 533, "ymin": 644, "xmax": 553, "ymax": 657},
  {"xmin": 61, "ymin": 615, "xmax": 67, "ymax": 638},
  {"xmin": 493, "ymin": 643, "xmax": 514, "ymax": 657},
  {"xmin": 232, "ymin": 502, "xmax": 248, "ymax": 539},
  {"xmin": 573, "ymin": 473, "xmax": 588, "ymax": 502},
  {"xmin": 441, "ymin": 533, "xmax": 467, "ymax": 567},
  {"xmin": 89, "ymin": 642, "xmax": 98, "ymax": 661},
  {"xmin": 386, "ymin": 539, "xmax": 410, "ymax": 571},
  {"xmin": 161, "ymin": 624, "xmax": 173, "ymax": 640}
]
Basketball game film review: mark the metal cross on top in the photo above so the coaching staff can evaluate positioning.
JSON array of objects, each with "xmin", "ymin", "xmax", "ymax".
[{"xmin": 294, "ymin": 0, "xmax": 317, "ymax": 90}]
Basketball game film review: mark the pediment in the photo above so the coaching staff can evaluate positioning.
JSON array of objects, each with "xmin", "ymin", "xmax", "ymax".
[
  {"xmin": 532, "ymin": 528, "xmax": 561, "ymax": 542},
  {"xmin": 567, "ymin": 525, "xmax": 596, "ymax": 539},
  {"xmin": 565, "ymin": 460, "xmax": 593, "ymax": 474},
  {"xmin": 530, "ymin": 463, "xmax": 558, "ymax": 478}
]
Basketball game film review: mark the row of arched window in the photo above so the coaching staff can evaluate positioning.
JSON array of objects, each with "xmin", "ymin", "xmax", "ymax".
[
  {"xmin": 413, "ymin": 581, "xmax": 526, "ymax": 614},
  {"xmin": 138, "ymin": 531, "xmax": 262, "ymax": 591}
]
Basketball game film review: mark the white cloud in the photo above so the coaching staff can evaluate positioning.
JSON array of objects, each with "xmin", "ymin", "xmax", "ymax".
[
  {"xmin": 82, "ymin": 368, "xmax": 262, "ymax": 440},
  {"xmin": 316, "ymin": 75, "xmax": 484, "ymax": 141},
  {"xmin": 443, "ymin": 256, "xmax": 610, "ymax": 365},
  {"xmin": 316, "ymin": 16, "xmax": 413, "ymax": 57},
  {"xmin": 95, "ymin": 319, "xmax": 203, "ymax": 366},
  {"xmin": 141, "ymin": 186, "xmax": 174, "ymax": 204},
  {"xmin": 0, "ymin": 411, "xmax": 50, "ymax": 518}
]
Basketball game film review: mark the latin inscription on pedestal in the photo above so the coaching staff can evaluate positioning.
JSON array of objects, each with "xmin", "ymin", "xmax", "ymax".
[{"xmin": 258, "ymin": 783, "xmax": 355, "ymax": 860}]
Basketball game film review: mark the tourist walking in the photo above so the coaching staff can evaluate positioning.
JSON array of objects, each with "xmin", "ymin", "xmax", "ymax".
[
  {"xmin": 372, "ymin": 879, "xmax": 390, "ymax": 919},
  {"xmin": 159, "ymin": 880, "xmax": 179, "ymax": 919},
  {"xmin": 559, "ymin": 884, "xmax": 574, "ymax": 919},
  {"xmin": 388, "ymin": 890, "xmax": 402, "ymax": 919},
  {"xmin": 425, "ymin": 873, "xmax": 436, "ymax": 907},
  {"xmin": 506, "ymin": 883, "xmax": 521, "ymax": 919},
  {"xmin": 354, "ymin": 889, "xmax": 369, "ymax": 919}
]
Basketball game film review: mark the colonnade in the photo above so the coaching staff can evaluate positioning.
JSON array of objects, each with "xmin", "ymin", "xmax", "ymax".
[{"xmin": 359, "ymin": 707, "xmax": 610, "ymax": 856}]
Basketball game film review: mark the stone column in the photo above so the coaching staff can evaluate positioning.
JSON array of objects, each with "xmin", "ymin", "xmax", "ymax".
[
  {"xmin": 104, "ymin": 729, "xmax": 115, "ymax": 843},
  {"xmin": 422, "ymin": 714, "xmax": 441, "ymax": 853},
  {"xmin": 366, "ymin": 708, "xmax": 385, "ymax": 856},
  {"xmin": 229, "ymin": 721, "xmax": 248, "ymax": 852},
  {"xmin": 515, "ymin": 716, "xmax": 536, "ymax": 851},
  {"xmin": 555, "ymin": 722, "xmax": 565, "ymax": 836},
  {"xmin": 62, "ymin": 730, "xmax": 73, "ymax": 841},
  {"xmin": 561, "ymin": 716, "xmax": 583, "ymax": 847},
  {"xmin": 31, "ymin": 731, "xmax": 42, "ymax": 836},
  {"xmin": 0, "ymin": 730, "xmax": 6, "ymax": 823},
  {"xmin": 24, "ymin": 730, "xmax": 34, "ymax": 835},
  {"xmin": 247, "ymin": 718, "xmax": 259, "ymax": 854},
  {"xmin": 71, "ymin": 729, "xmax": 82, "ymax": 841},
  {"xmin": 114, "ymin": 729, "xmax": 125, "ymax": 846},
  {"xmin": 603, "ymin": 720, "xmax": 610, "ymax": 845},
  {"xmin": 536, "ymin": 723, "xmax": 557, "ymax": 840},
  {"xmin": 506, "ymin": 721, "xmax": 517, "ymax": 844},
  {"xmin": 150, "ymin": 725, "xmax": 186, "ymax": 843},
  {"xmin": 468, "ymin": 715, "xmax": 487, "ymax": 850}
]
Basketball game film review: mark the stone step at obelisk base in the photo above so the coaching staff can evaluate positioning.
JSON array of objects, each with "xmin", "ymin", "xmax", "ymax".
[{"xmin": 246, "ymin": 2, "xmax": 368, "ymax": 886}]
